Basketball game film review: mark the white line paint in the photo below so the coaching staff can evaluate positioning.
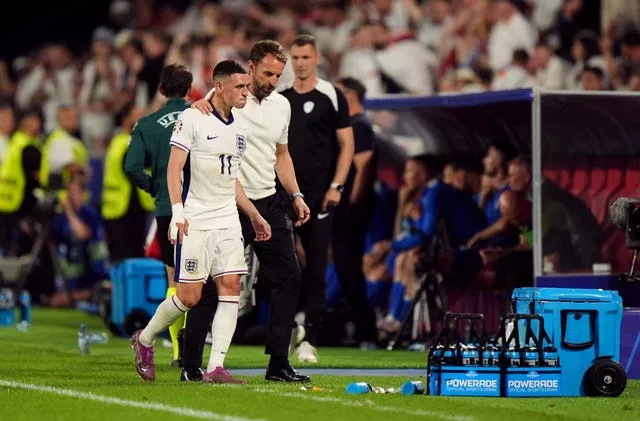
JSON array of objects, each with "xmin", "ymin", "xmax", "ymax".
[
  {"xmin": 0, "ymin": 380, "xmax": 263, "ymax": 421},
  {"xmin": 254, "ymin": 388, "xmax": 475, "ymax": 421}
]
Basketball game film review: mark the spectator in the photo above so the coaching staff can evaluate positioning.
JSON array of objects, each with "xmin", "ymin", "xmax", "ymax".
[
  {"xmin": 530, "ymin": 41, "xmax": 570, "ymax": 89},
  {"xmin": 581, "ymin": 66, "xmax": 605, "ymax": 90},
  {"xmin": 338, "ymin": 24, "xmax": 385, "ymax": 98},
  {"xmin": 78, "ymin": 27, "xmax": 126, "ymax": 157},
  {"xmin": 416, "ymin": 0, "xmax": 453, "ymax": 55},
  {"xmin": 488, "ymin": 0, "xmax": 537, "ymax": 72},
  {"xmin": 565, "ymin": 30, "xmax": 602, "ymax": 90},
  {"xmin": 370, "ymin": 22, "xmax": 437, "ymax": 95},
  {"xmin": 492, "ymin": 48, "xmax": 537, "ymax": 90},
  {"xmin": 15, "ymin": 44, "xmax": 76, "ymax": 133}
]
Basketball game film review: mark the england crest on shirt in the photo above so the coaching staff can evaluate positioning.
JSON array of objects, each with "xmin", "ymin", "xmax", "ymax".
[{"xmin": 236, "ymin": 133, "xmax": 247, "ymax": 155}]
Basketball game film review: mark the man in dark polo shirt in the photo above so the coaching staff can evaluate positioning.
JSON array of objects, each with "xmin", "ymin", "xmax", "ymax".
[{"xmin": 280, "ymin": 34, "xmax": 355, "ymax": 363}]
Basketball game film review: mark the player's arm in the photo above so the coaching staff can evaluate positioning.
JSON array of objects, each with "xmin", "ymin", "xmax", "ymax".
[
  {"xmin": 467, "ymin": 190, "xmax": 519, "ymax": 248},
  {"xmin": 349, "ymin": 121, "xmax": 375, "ymax": 204},
  {"xmin": 392, "ymin": 189, "xmax": 440, "ymax": 252},
  {"xmin": 167, "ymin": 146, "xmax": 188, "ymax": 244},
  {"xmin": 275, "ymin": 143, "xmax": 301, "ymax": 196},
  {"xmin": 332, "ymin": 126, "xmax": 355, "ymax": 188},
  {"xmin": 323, "ymin": 89, "xmax": 355, "ymax": 209},
  {"xmin": 167, "ymin": 110, "xmax": 196, "ymax": 244},
  {"xmin": 275, "ymin": 142, "xmax": 310, "ymax": 226},
  {"xmin": 124, "ymin": 124, "xmax": 153, "ymax": 194},
  {"xmin": 235, "ymin": 180, "xmax": 271, "ymax": 242}
]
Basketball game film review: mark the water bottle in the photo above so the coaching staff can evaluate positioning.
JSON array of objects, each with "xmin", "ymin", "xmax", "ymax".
[
  {"xmin": 0, "ymin": 288, "xmax": 16, "ymax": 326},
  {"xmin": 543, "ymin": 346, "xmax": 559, "ymax": 367},
  {"xmin": 19, "ymin": 290, "xmax": 31, "ymax": 324},
  {"xmin": 431, "ymin": 344, "xmax": 444, "ymax": 362},
  {"xmin": 523, "ymin": 346, "xmax": 539, "ymax": 367},
  {"xmin": 505, "ymin": 346, "xmax": 520, "ymax": 367},
  {"xmin": 78, "ymin": 324, "xmax": 89, "ymax": 356},
  {"xmin": 346, "ymin": 382, "xmax": 372, "ymax": 394},
  {"xmin": 468, "ymin": 345, "xmax": 479, "ymax": 366},
  {"xmin": 87, "ymin": 332, "xmax": 109, "ymax": 344},
  {"xmin": 443, "ymin": 345, "xmax": 457, "ymax": 365},
  {"xmin": 401, "ymin": 380, "xmax": 426, "ymax": 396},
  {"xmin": 482, "ymin": 345, "xmax": 498, "ymax": 366}
]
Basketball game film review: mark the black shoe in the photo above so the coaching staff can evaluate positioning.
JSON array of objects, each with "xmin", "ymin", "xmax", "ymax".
[
  {"xmin": 265, "ymin": 363, "xmax": 311, "ymax": 382},
  {"xmin": 180, "ymin": 368, "xmax": 204, "ymax": 382}
]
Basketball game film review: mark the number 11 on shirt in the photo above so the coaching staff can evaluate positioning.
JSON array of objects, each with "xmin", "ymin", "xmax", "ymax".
[{"xmin": 220, "ymin": 154, "xmax": 232, "ymax": 175}]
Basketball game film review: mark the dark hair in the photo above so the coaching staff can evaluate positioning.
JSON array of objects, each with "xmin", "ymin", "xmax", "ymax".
[
  {"xmin": 451, "ymin": 155, "xmax": 483, "ymax": 174},
  {"xmin": 583, "ymin": 66, "xmax": 604, "ymax": 80},
  {"xmin": 249, "ymin": 40, "xmax": 287, "ymax": 65},
  {"xmin": 337, "ymin": 76, "xmax": 366, "ymax": 103},
  {"xmin": 513, "ymin": 48, "xmax": 530, "ymax": 65},
  {"xmin": 410, "ymin": 153, "xmax": 442, "ymax": 177},
  {"xmin": 159, "ymin": 64, "xmax": 193, "ymax": 98},
  {"xmin": 474, "ymin": 66, "xmax": 494, "ymax": 84},
  {"xmin": 490, "ymin": 139, "xmax": 519, "ymax": 162},
  {"xmin": 292, "ymin": 34, "xmax": 317, "ymax": 50},
  {"xmin": 213, "ymin": 60, "xmax": 248, "ymax": 80},
  {"xmin": 511, "ymin": 155, "xmax": 532, "ymax": 173},
  {"xmin": 18, "ymin": 107, "xmax": 43, "ymax": 125}
]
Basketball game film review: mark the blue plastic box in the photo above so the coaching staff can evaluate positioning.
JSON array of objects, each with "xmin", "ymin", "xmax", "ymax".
[
  {"xmin": 512, "ymin": 287, "xmax": 624, "ymax": 397},
  {"xmin": 110, "ymin": 258, "xmax": 167, "ymax": 337}
]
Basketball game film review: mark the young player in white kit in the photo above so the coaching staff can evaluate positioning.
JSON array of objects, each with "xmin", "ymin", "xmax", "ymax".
[{"xmin": 131, "ymin": 60, "xmax": 271, "ymax": 384}]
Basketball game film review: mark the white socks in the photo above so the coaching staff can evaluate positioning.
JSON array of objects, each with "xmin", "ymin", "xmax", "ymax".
[
  {"xmin": 139, "ymin": 295, "xmax": 189, "ymax": 347},
  {"xmin": 207, "ymin": 296, "xmax": 239, "ymax": 371}
]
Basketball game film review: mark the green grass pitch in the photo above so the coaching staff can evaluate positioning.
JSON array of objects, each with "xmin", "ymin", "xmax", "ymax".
[{"xmin": 0, "ymin": 308, "xmax": 638, "ymax": 421}]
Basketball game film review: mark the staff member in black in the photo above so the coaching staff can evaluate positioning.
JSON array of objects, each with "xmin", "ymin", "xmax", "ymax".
[
  {"xmin": 280, "ymin": 34, "xmax": 355, "ymax": 363},
  {"xmin": 333, "ymin": 76, "xmax": 378, "ymax": 348}
]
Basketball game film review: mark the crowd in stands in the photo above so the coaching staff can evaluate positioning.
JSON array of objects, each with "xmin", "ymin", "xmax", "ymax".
[{"xmin": 0, "ymin": 0, "xmax": 635, "ymax": 344}]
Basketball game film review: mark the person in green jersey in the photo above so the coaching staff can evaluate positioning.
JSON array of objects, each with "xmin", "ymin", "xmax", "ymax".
[{"xmin": 124, "ymin": 64, "xmax": 193, "ymax": 366}]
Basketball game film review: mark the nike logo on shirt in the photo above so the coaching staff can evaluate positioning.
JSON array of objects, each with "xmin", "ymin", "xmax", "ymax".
[{"xmin": 207, "ymin": 136, "xmax": 219, "ymax": 140}]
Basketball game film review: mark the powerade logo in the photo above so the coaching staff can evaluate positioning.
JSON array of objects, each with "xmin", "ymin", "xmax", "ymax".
[
  {"xmin": 445, "ymin": 379, "xmax": 498, "ymax": 388},
  {"xmin": 443, "ymin": 370, "xmax": 500, "ymax": 396},
  {"xmin": 506, "ymin": 372, "xmax": 561, "ymax": 396}
]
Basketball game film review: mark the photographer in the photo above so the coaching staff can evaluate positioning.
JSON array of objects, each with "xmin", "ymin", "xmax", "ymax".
[{"xmin": 50, "ymin": 176, "xmax": 108, "ymax": 307}]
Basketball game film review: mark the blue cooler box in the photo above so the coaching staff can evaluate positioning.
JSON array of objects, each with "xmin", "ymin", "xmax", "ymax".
[
  {"xmin": 111, "ymin": 258, "xmax": 167, "ymax": 337},
  {"xmin": 512, "ymin": 287, "xmax": 625, "ymax": 397}
]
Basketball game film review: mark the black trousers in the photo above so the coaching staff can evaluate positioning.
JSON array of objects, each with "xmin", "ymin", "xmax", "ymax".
[
  {"xmin": 182, "ymin": 191, "xmax": 301, "ymax": 369},
  {"xmin": 103, "ymin": 212, "xmax": 147, "ymax": 263},
  {"xmin": 296, "ymin": 194, "xmax": 333, "ymax": 346},
  {"xmin": 331, "ymin": 200, "xmax": 377, "ymax": 342}
]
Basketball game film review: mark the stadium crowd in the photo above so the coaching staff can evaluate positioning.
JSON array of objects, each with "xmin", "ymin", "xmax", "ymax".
[{"xmin": 0, "ymin": 0, "xmax": 637, "ymax": 349}]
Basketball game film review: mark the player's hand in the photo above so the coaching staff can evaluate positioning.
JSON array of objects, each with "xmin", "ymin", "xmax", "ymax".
[
  {"xmin": 322, "ymin": 187, "xmax": 341, "ymax": 210},
  {"xmin": 293, "ymin": 196, "xmax": 310, "ymax": 227},
  {"xmin": 191, "ymin": 98, "xmax": 213, "ymax": 115},
  {"xmin": 169, "ymin": 217, "xmax": 189, "ymax": 245},
  {"xmin": 251, "ymin": 214, "xmax": 271, "ymax": 242}
]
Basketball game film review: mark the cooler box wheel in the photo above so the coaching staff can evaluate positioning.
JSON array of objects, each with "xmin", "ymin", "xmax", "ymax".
[
  {"xmin": 124, "ymin": 309, "xmax": 151, "ymax": 337},
  {"xmin": 583, "ymin": 359, "xmax": 627, "ymax": 397}
]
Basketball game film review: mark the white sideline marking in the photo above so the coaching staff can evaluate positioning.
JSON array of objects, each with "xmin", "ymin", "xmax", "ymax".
[
  {"xmin": 254, "ymin": 388, "xmax": 475, "ymax": 421},
  {"xmin": 0, "ymin": 380, "xmax": 263, "ymax": 421}
]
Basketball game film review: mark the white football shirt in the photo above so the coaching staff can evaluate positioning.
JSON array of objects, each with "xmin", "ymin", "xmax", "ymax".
[{"xmin": 170, "ymin": 107, "xmax": 248, "ymax": 230}]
